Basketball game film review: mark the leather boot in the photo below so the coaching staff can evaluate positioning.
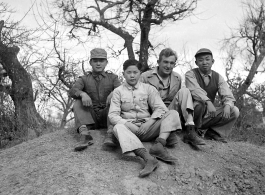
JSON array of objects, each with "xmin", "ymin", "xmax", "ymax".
[
  {"xmin": 150, "ymin": 138, "xmax": 178, "ymax": 162},
  {"xmin": 139, "ymin": 158, "xmax": 159, "ymax": 178},
  {"xmin": 74, "ymin": 125, "xmax": 93, "ymax": 151},
  {"xmin": 74, "ymin": 134, "xmax": 93, "ymax": 151},
  {"xmin": 134, "ymin": 148, "xmax": 158, "ymax": 178},
  {"xmin": 204, "ymin": 129, "xmax": 227, "ymax": 143},
  {"xmin": 103, "ymin": 132, "xmax": 118, "ymax": 147},
  {"xmin": 166, "ymin": 132, "xmax": 178, "ymax": 147},
  {"xmin": 183, "ymin": 125, "xmax": 206, "ymax": 146}
]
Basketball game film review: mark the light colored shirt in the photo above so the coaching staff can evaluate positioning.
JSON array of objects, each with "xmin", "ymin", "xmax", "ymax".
[
  {"xmin": 140, "ymin": 67, "xmax": 182, "ymax": 106},
  {"xmin": 185, "ymin": 69, "xmax": 235, "ymax": 108},
  {"xmin": 108, "ymin": 81, "xmax": 168, "ymax": 125}
]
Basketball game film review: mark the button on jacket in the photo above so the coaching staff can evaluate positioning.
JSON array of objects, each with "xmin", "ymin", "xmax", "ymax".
[{"xmin": 109, "ymin": 81, "xmax": 168, "ymax": 125}]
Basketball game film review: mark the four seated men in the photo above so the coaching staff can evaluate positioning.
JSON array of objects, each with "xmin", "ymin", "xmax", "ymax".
[{"xmin": 70, "ymin": 47, "xmax": 240, "ymax": 177}]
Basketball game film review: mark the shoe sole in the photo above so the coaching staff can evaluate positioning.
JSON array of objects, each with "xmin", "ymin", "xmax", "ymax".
[
  {"xmin": 166, "ymin": 141, "xmax": 178, "ymax": 147},
  {"xmin": 150, "ymin": 154, "xmax": 177, "ymax": 163},
  {"xmin": 74, "ymin": 141, "xmax": 93, "ymax": 152},
  {"xmin": 103, "ymin": 142, "xmax": 118, "ymax": 147},
  {"xmin": 204, "ymin": 136, "xmax": 227, "ymax": 143},
  {"xmin": 183, "ymin": 139, "xmax": 206, "ymax": 146},
  {"xmin": 139, "ymin": 162, "xmax": 159, "ymax": 178}
]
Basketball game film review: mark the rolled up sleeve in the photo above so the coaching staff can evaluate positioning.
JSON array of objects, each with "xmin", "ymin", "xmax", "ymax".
[
  {"xmin": 218, "ymin": 75, "xmax": 235, "ymax": 108},
  {"xmin": 185, "ymin": 71, "xmax": 210, "ymax": 102},
  {"xmin": 147, "ymin": 86, "xmax": 168, "ymax": 119}
]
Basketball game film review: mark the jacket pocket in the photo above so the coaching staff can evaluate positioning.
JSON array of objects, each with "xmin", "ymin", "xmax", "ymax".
[
  {"xmin": 121, "ymin": 98, "xmax": 132, "ymax": 112},
  {"xmin": 138, "ymin": 95, "xmax": 148, "ymax": 108}
]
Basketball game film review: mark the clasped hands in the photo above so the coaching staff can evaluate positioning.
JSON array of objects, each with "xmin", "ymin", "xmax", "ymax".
[
  {"xmin": 206, "ymin": 100, "xmax": 231, "ymax": 120},
  {"xmin": 125, "ymin": 118, "xmax": 156, "ymax": 136},
  {"xmin": 80, "ymin": 92, "xmax": 113, "ymax": 107}
]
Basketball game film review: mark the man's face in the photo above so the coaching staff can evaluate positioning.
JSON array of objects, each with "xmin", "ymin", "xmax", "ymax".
[
  {"xmin": 123, "ymin": 65, "xmax": 141, "ymax": 86},
  {"xmin": 157, "ymin": 55, "xmax": 176, "ymax": 76},
  {"xmin": 195, "ymin": 54, "xmax": 214, "ymax": 74},
  {"xmin": 90, "ymin": 58, "xmax": 108, "ymax": 73}
]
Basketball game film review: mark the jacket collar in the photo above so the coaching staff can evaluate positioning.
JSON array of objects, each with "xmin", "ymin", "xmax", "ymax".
[
  {"xmin": 147, "ymin": 67, "xmax": 181, "ymax": 90},
  {"xmin": 124, "ymin": 81, "xmax": 140, "ymax": 90},
  {"xmin": 92, "ymin": 71, "xmax": 106, "ymax": 77}
]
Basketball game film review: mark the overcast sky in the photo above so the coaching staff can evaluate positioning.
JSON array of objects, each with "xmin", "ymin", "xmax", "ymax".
[{"xmin": 3, "ymin": 0, "xmax": 246, "ymax": 77}]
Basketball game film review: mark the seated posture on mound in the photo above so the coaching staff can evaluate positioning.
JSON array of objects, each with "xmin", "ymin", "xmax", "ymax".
[
  {"xmin": 140, "ymin": 48, "xmax": 205, "ymax": 146},
  {"xmin": 69, "ymin": 48, "xmax": 121, "ymax": 151},
  {"xmin": 185, "ymin": 48, "xmax": 240, "ymax": 143},
  {"xmin": 108, "ymin": 59, "xmax": 181, "ymax": 178}
]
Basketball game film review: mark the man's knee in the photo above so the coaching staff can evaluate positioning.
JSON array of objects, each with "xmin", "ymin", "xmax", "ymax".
[
  {"xmin": 166, "ymin": 110, "xmax": 180, "ymax": 122},
  {"xmin": 175, "ymin": 88, "xmax": 190, "ymax": 98},
  {"xmin": 113, "ymin": 124, "xmax": 125, "ymax": 134},
  {"xmin": 194, "ymin": 101, "xmax": 205, "ymax": 114},
  {"xmin": 73, "ymin": 99, "xmax": 83, "ymax": 111},
  {"xmin": 232, "ymin": 106, "xmax": 240, "ymax": 118}
]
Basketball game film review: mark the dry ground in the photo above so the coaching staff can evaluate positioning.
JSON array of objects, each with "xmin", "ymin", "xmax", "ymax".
[{"xmin": 0, "ymin": 129, "xmax": 265, "ymax": 195}]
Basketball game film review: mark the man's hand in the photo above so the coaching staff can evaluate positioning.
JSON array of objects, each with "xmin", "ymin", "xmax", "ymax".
[
  {"xmin": 125, "ymin": 122, "xmax": 139, "ymax": 134},
  {"xmin": 80, "ymin": 92, "xmax": 92, "ymax": 107},
  {"xmin": 206, "ymin": 100, "xmax": 216, "ymax": 118},
  {"xmin": 137, "ymin": 118, "xmax": 156, "ymax": 136},
  {"xmin": 222, "ymin": 104, "xmax": 231, "ymax": 120},
  {"xmin": 106, "ymin": 92, "xmax": 113, "ymax": 105}
]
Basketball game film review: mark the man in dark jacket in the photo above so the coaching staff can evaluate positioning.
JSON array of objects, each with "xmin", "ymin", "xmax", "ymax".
[{"xmin": 69, "ymin": 48, "xmax": 121, "ymax": 151}]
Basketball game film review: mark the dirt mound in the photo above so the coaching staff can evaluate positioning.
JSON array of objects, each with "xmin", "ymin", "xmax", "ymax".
[{"xmin": 0, "ymin": 129, "xmax": 265, "ymax": 195}]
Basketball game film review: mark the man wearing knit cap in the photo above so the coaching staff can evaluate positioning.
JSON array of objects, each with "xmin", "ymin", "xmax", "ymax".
[
  {"xmin": 69, "ymin": 48, "xmax": 121, "ymax": 151},
  {"xmin": 185, "ymin": 48, "xmax": 240, "ymax": 143}
]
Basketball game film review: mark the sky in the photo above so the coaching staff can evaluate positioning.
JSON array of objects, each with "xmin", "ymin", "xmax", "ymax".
[{"xmin": 2, "ymin": 0, "xmax": 246, "ymax": 78}]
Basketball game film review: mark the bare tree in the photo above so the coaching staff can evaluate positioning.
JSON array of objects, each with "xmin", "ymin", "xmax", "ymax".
[
  {"xmin": 57, "ymin": 0, "xmax": 197, "ymax": 71},
  {"xmin": 222, "ymin": 0, "xmax": 265, "ymax": 108},
  {"xmin": 0, "ymin": 2, "xmax": 47, "ymax": 139}
]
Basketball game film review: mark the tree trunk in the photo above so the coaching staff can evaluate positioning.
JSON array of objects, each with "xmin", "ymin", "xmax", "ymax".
[
  {"xmin": 139, "ymin": 0, "xmax": 157, "ymax": 72},
  {"xmin": 0, "ymin": 43, "xmax": 45, "ymax": 138},
  {"xmin": 235, "ymin": 53, "xmax": 265, "ymax": 109},
  {"xmin": 60, "ymin": 98, "xmax": 74, "ymax": 128},
  {"xmin": 125, "ymin": 37, "xmax": 135, "ymax": 60}
]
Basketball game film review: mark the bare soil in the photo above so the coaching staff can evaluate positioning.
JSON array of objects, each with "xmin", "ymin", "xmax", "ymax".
[{"xmin": 0, "ymin": 129, "xmax": 265, "ymax": 195}]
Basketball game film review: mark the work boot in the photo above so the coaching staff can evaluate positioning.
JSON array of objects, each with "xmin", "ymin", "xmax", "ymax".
[
  {"xmin": 183, "ymin": 125, "xmax": 206, "ymax": 146},
  {"xmin": 204, "ymin": 129, "xmax": 227, "ymax": 143},
  {"xmin": 134, "ymin": 148, "xmax": 159, "ymax": 177},
  {"xmin": 74, "ymin": 125, "xmax": 93, "ymax": 152},
  {"xmin": 139, "ymin": 158, "xmax": 159, "ymax": 178},
  {"xmin": 103, "ymin": 132, "xmax": 118, "ymax": 147},
  {"xmin": 166, "ymin": 132, "xmax": 178, "ymax": 147},
  {"xmin": 149, "ymin": 138, "xmax": 178, "ymax": 162}
]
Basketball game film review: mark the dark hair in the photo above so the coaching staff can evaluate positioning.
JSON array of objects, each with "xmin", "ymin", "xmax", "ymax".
[
  {"xmin": 123, "ymin": 59, "xmax": 143, "ymax": 71},
  {"xmin": 158, "ymin": 48, "xmax": 177, "ymax": 62}
]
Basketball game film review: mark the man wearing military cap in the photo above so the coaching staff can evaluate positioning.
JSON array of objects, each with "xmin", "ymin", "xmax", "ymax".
[
  {"xmin": 185, "ymin": 48, "xmax": 240, "ymax": 143},
  {"xmin": 69, "ymin": 48, "xmax": 121, "ymax": 151}
]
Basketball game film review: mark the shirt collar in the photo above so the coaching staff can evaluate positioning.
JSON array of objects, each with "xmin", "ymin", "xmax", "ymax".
[
  {"xmin": 124, "ymin": 81, "xmax": 140, "ymax": 90},
  {"xmin": 152, "ymin": 67, "xmax": 171, "ymax": 84},
  {"xmin": 92, "ymin": 71, "xmax": 106, "ymax": 77},
  {"xmin": 198, "ymin": 69, "xmax": 212, "ymax": 77}
]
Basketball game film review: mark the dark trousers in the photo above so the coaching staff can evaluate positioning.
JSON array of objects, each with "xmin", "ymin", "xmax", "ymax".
[{"xmin": 73, "ymin": 100, "xmax": 110, "ymax": 131}]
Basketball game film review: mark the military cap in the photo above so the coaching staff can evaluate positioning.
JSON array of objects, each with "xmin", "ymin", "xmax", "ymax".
[
  {"xmin": 90, "ymin": 48, "xmax": 107, "ymax": 59},
  {"xmin": 195, "ymin": 48, "xmax": 213, "ymax": 58}
]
